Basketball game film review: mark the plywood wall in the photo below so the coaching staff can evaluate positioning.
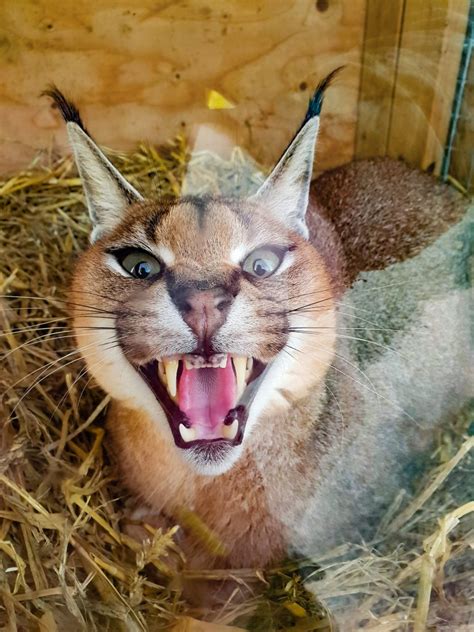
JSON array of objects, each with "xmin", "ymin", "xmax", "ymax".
[
  {"xmin": 0, "ymin": 0, "xmax": 469, "ymax": 179},
  {"xmin": 357, "ymin": 0, "xmax": 469, "ymax": 175},
  {"xmin": 0, "ymin": 0, "xmax": 365, "ymax": 174}
]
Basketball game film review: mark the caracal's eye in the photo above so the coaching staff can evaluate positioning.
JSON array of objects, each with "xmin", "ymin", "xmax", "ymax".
[
  {"xmin": 119, "ymin": 251, "xmax": 162, "ymax": 279},
  {"xmin": 242, "ymin": 247, "xmax": 283, "ymax": 279}
]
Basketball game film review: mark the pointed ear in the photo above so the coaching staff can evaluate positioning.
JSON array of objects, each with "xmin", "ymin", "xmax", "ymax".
[
  {"xmin": 43, "ymin": 87, "xmax": 143, "ymax": 242},
  {"xmin": 66, "ymin": 123, "xmax": 143, "ymax": 241},
  {"xmin": 252, "ymin": 117, "xmax": 319, "ymax": 238},
  {"xmin": 251, "ymin": 68, "xmax": 342, "ymax": 239}
]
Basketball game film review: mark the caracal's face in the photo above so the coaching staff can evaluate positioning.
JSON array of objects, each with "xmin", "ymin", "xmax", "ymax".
[
  {"xmin": 72, "ymin": 195, "xmax": 336, "ymax": 474},
  {"xmin": 47, "ymin": 73, "xmax": 338, "ymax": 474}
]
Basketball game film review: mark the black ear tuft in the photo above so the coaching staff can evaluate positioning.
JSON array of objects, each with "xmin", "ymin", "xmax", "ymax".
[
  {"xmin": 42, "ymin": 85, "xmax": 88, "ymax": 134},
  {"xmin": 300, "ymin": 66, "xmax": 344, "ymax": 127}
]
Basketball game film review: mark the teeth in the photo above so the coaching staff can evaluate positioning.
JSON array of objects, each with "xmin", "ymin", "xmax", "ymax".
[
  {"xmin": 246, "ymin": 357, "xmax": 253, "ymax": 377},
  {"xmin": 179, "ymin": 423, "xmax": 196, "ymax": 442},
  {"xmin": 158, "ymin": 355, "xmax": 250, "ymax": 403},
  {"xmin": 183, "ymin": 354, "xmax": 228, "ymax": 369},
  {"xmin": 163, "ymin": 359, "xmax": 179, "ymax": 397},
  {"xmin": 222, "ymin": 419, "xmax": 239, "ymax": 440},
  {"xmin": 158, "ymin": 361, "xmax": 166, "ymax": 380},
  {"xmin": 232, "ymin": 356, "xmax": 247, "ymax": 399}
]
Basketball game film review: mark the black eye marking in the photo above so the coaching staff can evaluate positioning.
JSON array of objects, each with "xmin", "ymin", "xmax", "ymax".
[{"xmin": 145, "ymin": 207, "xmax": 171, "ymax": 241}]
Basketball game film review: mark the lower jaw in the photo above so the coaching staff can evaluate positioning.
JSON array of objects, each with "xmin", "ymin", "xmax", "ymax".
[{"xmin": 170, "ymin": 405, "xmax": 248, "ymax": 451}]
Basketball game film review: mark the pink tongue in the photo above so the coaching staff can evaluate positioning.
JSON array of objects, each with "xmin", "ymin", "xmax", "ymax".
[{"xmin": 178, "ymin": 358, "xmax": 236, "ymax": 434}]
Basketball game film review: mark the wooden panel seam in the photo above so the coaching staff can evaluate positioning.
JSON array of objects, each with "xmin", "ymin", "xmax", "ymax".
[
  {"xmin": 387, "ymin": 0, "xmax": 470, "ymax": 173},
  {"xmin": 356, "ymin": 0, "xmax": 406, "ymax": 158}
]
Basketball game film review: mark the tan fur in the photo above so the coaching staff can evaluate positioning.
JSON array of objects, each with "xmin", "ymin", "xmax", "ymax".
[
  {"xmin": 109, "ymin": 403, "xmax": 286, "ymax": 569},
  {"xmin": 71, "ymin": 157, "xmax": 467, "ymax": 572},
  {"xmin": 109, "ymin": 374, "xmax": 328, "ymax": 570},
  {"xmin": 71, "ymin": 194, "xmax": 336, "ymax": 567},
  {"xmin": 310, "ymin": 157, "xmax": 466, "ymax": 282},
  {"xmin": 44, "ymin": 82, "xmax": 467, "ymax": 583}
]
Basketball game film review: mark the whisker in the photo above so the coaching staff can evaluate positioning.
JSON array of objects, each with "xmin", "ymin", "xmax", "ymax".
[
  {"xmin": 2, "ymin": 331, "xmax": 80, "ymax": 361},
  {"xmin": 334, "ymin": 300, "xmax": 388, "ymax": 316},
  {"xmin": 281, "ymin": 346, "xmax": 298, "ymax": 361},
  {"xmin": 324, "ymin": 380, "xmax": 345, "ymax": 429},
  {"xmin": 8, "ymin": 354, "xmax": 88, "ymax": 422},
  {"xmin": 69, "ymin": 289, "xmax": 128, "ymax": 305},
  {"xmin": 0, "ymin": 315, "xmax": 116, "ymax": 339},
  {"xmin": 1, "ymin": 327, "xmax": 124, "ymax": 362},
  {"xmin": 8, "ymin": 335, "xmax": 122, "ymax": 424},
  {"xmin": 43, "ymin": 349, "xmax": 117, "ymax": 431},
  {"xmin": 73, "ymin": 326, "xmax": 118, "ymax": 331},
  {"xmin": 289, "ymin": 328, "xmax": 430, "ymax": 380},
  {"xmin": 1, "ymin": 293, "xmax": 119, "ymax": 316},
  {"xmin": 295, "ymin": 333, "xmax": 382, "ymax": 410},
  {"xmin": 278, "ymin": 285, "xmax": 343, "ymax": 303},
  {"xmin": 286, "ymin": 301, "xmax": 431, "ymax": 336},
  {"xmin": 284, "ymin": 343, "xmax": 302, "ymax": 355},
  {"xmin": 4, "ymin": 323, "xmax": 112, "ymax": 340},
  {"xmin": 5, "ymin": 336, "xmax": 113, "ymax": 406},
  {"xmin": 280, "ymin": 278, "xmax": 430, "ymax": 319},
  {"xmin": 289, "ymin": 325, "xmax": 429, "ymax": 335},
  {"xmin": 286, "ymin": 296, "xmax": 334, "ymax": 314},
  {"xmin": 1, "ymin": 307, "xmax": 113, "ymax": 317},
  {"xmin": 292, "ymin": 335, "xmax": 420, "ymax": 427},
  {"xmin": 0, "ymin": 321, "xmax": 74, "ymax": 337},
  {"xmin": 333, "ymin": 333, "xmax": 419, "ymax": 366}
]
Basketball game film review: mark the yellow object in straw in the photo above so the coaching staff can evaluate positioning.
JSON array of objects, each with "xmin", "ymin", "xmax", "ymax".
[{"xmin": 206, "ymin": 89, "xmax": 235, "ymax": 110}]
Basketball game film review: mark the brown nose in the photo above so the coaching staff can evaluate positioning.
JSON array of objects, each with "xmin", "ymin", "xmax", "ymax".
[{"xmin": 178, "ymin": 288, "xmax": 234, "ymax": 343}]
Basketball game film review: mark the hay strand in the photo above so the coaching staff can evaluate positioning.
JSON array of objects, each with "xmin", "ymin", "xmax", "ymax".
[{"xmin": 0, "ymin": 142, "xmax": 472, "ymax": 629}]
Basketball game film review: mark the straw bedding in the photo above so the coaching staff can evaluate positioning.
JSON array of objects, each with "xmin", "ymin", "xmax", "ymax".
[{"xmin": 0, "ymin": 140, "xmax": 472, "ymax": 631}]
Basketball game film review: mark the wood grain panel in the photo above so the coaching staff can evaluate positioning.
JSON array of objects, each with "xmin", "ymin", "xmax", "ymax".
[
  {"xmin": 387, "ymin": 0, "xmax": 469, "ymax": 173},
  {"xmin": 0, "ymin": 0, "xmax": 366, "ymax": 175},
  {"xmin": 356, "ymin": 0, "xmax": 405, "ymax": 157}
]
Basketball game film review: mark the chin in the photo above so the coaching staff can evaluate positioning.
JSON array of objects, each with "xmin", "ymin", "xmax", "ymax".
[{"xmin": 180, "ymin": 441, "xmax": 244, "ymax": 476}]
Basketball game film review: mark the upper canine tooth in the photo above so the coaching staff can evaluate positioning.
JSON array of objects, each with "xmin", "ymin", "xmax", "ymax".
[
  {"xmin": 157, "ymin": 361, "xmax": 166, "ymax": 380},
  {"xmin": 246, "ymin": 357, "xmax": 253, "ymax": 377},
  {"xmin": 179, "ymin": 423, "xmax": 196, "ymax": 442},
  {"xmin": 232, "ymin": 356, "xmax": 247, "ymax": 399},
  {"xmin": 164, "ymin": 359, "xmax": 179, "ymax": 397}
]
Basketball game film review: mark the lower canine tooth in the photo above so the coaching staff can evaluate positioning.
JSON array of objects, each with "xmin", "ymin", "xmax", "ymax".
[
  {"xmin": 179, "ymin": 424, "xmax": 196, "ymax": 442},
  {"xmin": 222, "ymin": 419, "xmax": 238, "ymax": 440}
]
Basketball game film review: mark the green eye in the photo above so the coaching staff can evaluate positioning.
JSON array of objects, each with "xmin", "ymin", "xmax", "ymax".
[
  {"xmin": 119, "ymin": 251, "xmax": 162, "ymax": 279},
  {"xmin": 242, "ymin": 247, "xmax": 284, "ymax": 279}
]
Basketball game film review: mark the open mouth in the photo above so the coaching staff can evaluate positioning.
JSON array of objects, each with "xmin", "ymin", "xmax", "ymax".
[{"xmin": 137, "ymin": 354, "xmax": 266, "ymax": 450}]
